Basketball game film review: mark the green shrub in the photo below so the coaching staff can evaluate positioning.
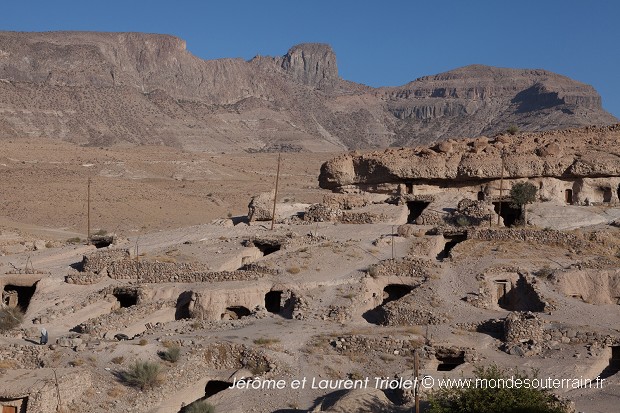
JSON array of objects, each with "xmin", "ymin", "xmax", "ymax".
[
  {"xmin": 0, "ymin": 307, "xmax": 24, "ymax": 331},
  {"xmin": 158, "ymin": 346, "xmax": 181, "ymax": 363},
  {"xmin": 119, "ymin": 360, "xmax": 162, "ymax": 390},
  {"xmin": 507, "ymin": 125, "xmax": 519, "ymax": 135},
  {"xmin": 184, "ymin": 400, "xmax": 215, "ymax": 413},
  {"xmin": 429, "ymin": 364, "xmax": 567, "ymax": 413},
  {"xmin": 455, "ymin": 216, "xmax": 471, "ymax": 227}
]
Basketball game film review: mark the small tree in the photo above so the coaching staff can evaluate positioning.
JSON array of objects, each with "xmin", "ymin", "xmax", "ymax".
[
  {"xmin": 510, "ymin": 182, "xmax": 537, "ymax": 225},
  {"xmin": 429, "ymin": 364, "xmax": 567, "ymax": 413}
]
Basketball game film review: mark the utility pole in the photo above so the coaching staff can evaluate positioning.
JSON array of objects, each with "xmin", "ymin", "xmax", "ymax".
[
  {"xmin": 87, "ymin": 177, "xmax": 91, "ymax": 240},
  {"xmin": 414, "ymin": 350, "xmax": 420, "ymax": 413},
  {"xmin": 391, "ymin": 225, "xmax": 395, "ymax": 260},
  {"xmin": 270, "ymin": 153, "xmax": 281, "ymax": 231},
  {"xmin": 497, "ymin": 150, "xmax": 505, "ymax": 226}
]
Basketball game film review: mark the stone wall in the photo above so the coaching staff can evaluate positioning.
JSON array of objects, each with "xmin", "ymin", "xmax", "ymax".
[
  {"xmin": 367, "ymin": 257, "xmax": 438, "ymax": 280},
  {"xmin": 468, "ymin": 228, "xmax": 586, "ymax": 248},
  {"xmin": 202, "ymin": 341, "xmax": 275, "ymax": 374},
  {"xmin": 107, "ymin": 260, "xmax": 270, "ymax": 283},
  {"xmin": 503, "ymin": 312, "xmax": 545, "ymax": 356},
  {"xmin": 69, "ymin": 248, "xmax": 275, "ymax": 284},
  {"xmin": 82, "ymin": 248, "xmax": 130, "ymax": 273}
]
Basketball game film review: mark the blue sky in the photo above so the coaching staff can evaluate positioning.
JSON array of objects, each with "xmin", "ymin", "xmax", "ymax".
[{"xmin": 2, "ymin": 1, "xmax": 619, "ymax": 117}]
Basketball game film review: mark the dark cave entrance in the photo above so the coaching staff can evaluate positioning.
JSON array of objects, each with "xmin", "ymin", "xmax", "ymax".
[
  {"xmin": 436, "ymin": 235, "xmax": 467, "ymax": 261},
  {"xmin": 597, "ymin": 346, "xmax": 620, "ymax": 380},
  {"xmin": 204, "ymin": 380, "xmax": 233, "ymax": 398},
  {"xmin": 435, "ymin": 350, "xmax": 466, "ymax": 371},
  {"xmin": 382, "ymin": 284, "xmax": 414, "ymax": 305},
  {"xmin": 362, "ymin": 284, "xmax": 414, "ymax": 325},
  {"xmin": 113, "ymin": 288, "xmax": 138, "ymax": 308},
  {"xmin": 175, "ymin": 291, "xmax": 193, "ymax": 320},
  {"xmin": 477, "ymin": 191, "xmax": 485, "ymax": 201},
  {"xmin": 89, "ymin": 235, "xmax": 114, "ymax": 249},
  {"xmin": 253, "ymin": 241, "xmax": 281, "ymax": 256},
  {"xmin": 497, "ymin": 276, "xmax": 545, "ymax": 312},
  {"xmin": 493, "ymin": 202, "xmax": 521, "ymax": 227},
  {"xmin": 221, "ymin": 306, "xmax": 251, "ymax": 320},
  {"xmin": 3, "ymin": 284, "xmax": 37, "ymax": 312},
  {"xmin": 603, "ymin": 187, "xmax": 613, "ymax": 203},
  {"xmin": 178, "ymin": 380, "xmax": 233, "ymax": 413},
  {"xmin": 265, "ymin": 291, "xmax": 282, "ymax": 314},
  {"xmin": 407, "ymin": 201, "xmax": 430, "ymax": 223},
  {"xmin": 565, "ymin": 189, "xmax": 573, "ymax": 204}
]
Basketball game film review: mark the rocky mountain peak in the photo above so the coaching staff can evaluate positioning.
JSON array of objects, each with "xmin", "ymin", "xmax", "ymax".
[{"xmin": 280, "ymin": 43, "xmax": 338, "ymax": 87}]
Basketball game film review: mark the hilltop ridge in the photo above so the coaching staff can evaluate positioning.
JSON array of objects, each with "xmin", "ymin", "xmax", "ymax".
[{"xmin": 0, "ymin": 31, "xmax": 616, "ymax": 152}]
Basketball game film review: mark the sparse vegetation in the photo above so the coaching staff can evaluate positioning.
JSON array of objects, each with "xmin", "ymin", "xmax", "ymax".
[
  {"xmin": 507, "ymin": 124, "xmax": 519, "ymax": 135},
  {"xmin": 429, "ymin": 364, "xmax": 567, "ymax": 413},
  {"xmin": 66, "ymin": 237, "xmax": 82, "ymax": 244},
  {"xmin": 119, "ymin": 360, "xmax": 163, "ymax": 390},
  {"xmin": 138, "ymin": 338, "xmax": 148, "ymax": 346},
  {"xmin": 286, "ymin": 266, "xmax": 301, "ymax": 274},
  {"xmin": 183, "ymin": 400, "xmax": 216, "ymax": 413},
  {"xmin": 253, "ymin": 337, "xmax": 280, "ymax": 346},
  {"xmin": 455, "ymin": 216, "xmax": 471, "ymax": 227},
  {"xmin": 158, "ymin": 346, "xmax": 181, "ymax": 363},
  {"xmin": 510, "ymin": 182, "xmax": 538, "ymax": 225},
  {"xmin": 111, "ymin": 356, "xmax": 124, "ymax": 365},
  {"xmin": 93, "ymin": 229, "xmax": 108, "ymax": 236},
  {"xmin": 0, "ymin": 306, "xmax": 24, "ymax": 331}
]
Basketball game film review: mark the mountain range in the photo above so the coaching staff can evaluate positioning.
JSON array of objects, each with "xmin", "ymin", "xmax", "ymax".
[{"xmin": 0, "ymin": 31, "xmax": 616, "ymax": 152}]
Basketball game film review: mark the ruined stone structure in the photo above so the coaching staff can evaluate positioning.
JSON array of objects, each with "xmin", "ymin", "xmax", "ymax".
[{"xmin": 503, "ymin": 312, "xmax": 545, "ymax": 356}]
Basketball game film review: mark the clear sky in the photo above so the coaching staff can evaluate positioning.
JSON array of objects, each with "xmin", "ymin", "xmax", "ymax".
[{"xmin": 2, "ymin": 0, "xmax": 619, "ymax": 117}]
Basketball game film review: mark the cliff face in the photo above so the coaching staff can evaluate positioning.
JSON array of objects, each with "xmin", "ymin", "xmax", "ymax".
[
  {"xmin": 280, "ymin": 43, "xmax": 338, "ymax": 88},
  {"xmin": 0, "ymin": 32, "xmax": 616, "ymax": 152}
]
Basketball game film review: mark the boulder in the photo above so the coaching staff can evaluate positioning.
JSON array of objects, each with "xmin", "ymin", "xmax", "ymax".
[{"xmin": 247, "ymin": 190, "xmax": 275, "ymax": 222}]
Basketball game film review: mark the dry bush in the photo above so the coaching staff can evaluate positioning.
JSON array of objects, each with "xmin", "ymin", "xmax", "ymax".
[
  {"xmin": 253, "ymin": 337, "xmax": 280, "ymax": 346},
  {"xmin": 111, "ymin": 356, "xmax": 124, "ymax": 365},
  {"xmin": 184, "ymin": 400, "xmax": 216, "ymax": 413},
  {"xmin": 286, "ymin": 267, "xmax": 301, "ymax": 274},
  {"xmin": 158, "ymin": 346, "xmax": 181, "ymax": 363},
  {"xmin": 107, "ymin": 385, "xmax": 125, "ymax": 397},
  {"xmin": 119, "ymin": 360, "xmax": 163, "ymax": 390}
]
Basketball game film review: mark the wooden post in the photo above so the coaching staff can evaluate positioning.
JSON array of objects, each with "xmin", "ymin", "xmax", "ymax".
[
  {"xmin": 53, "ymin": 369, "xmax": 64, "ymax": 413},
  {"xmin": 87, "ymin": 177, "xmax": 91, "ymax": 240},
  {"xmin": 414, "ymin": 349, "xmax": 420, "ymax": 413},
  {"xmin": 135, "ymin": 237, "xmax": 140, "ymax": 280},
  {"xmin": 270, "ymin": 153, "xmax": 281, "ymax": 231},
  {"xmin": 497, "ymin": 150, "xmax": 505, "ymax": 226},
  {"xmin": 391, "ymin": 225, "xmax": 395, "ymax": 260}
]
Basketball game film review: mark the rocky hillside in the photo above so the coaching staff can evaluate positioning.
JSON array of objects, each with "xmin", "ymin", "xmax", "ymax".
[
  {"xmin": 0, "ymin": 31, "xmax": 616, "ymax": 152},
  {"xmin": 319, "ymin": 124, "xmax": 620, "ymax": 190}
]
